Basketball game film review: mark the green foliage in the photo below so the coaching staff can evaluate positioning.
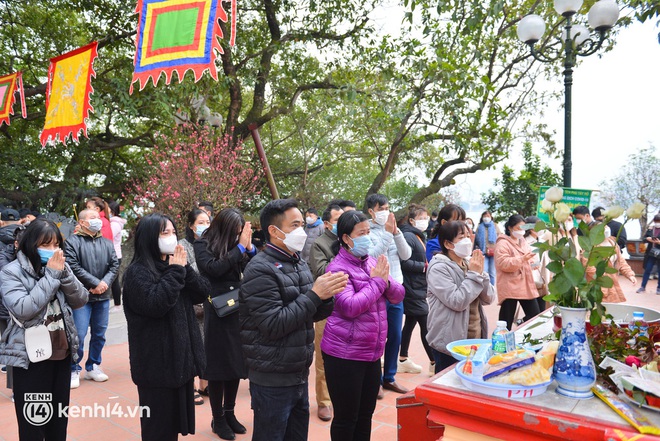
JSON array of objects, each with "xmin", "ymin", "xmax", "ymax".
[{"xmin": 482, "ymin": 143, "xmax": 561, "ymax": 221}]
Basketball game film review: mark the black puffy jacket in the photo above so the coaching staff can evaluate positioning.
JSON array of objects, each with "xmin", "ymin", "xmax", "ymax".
[
  {"xmin": 400, "ymin": 223, "xmax": 429, "ymax": 316},
  {"xmin": 0, "ymin": 224, "xmax": 20, "ymax": 246},
  {"xmin": 239, "ymin": 243, "xmax": 334, "ymax": 387},
  {"xmin": 63, "ymin": 232, "xmax": 119, "ymax": 302}
]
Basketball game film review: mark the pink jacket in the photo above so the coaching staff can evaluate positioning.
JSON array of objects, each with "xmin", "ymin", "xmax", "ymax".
[
  {"xmin": 495, "ymin": 234, "xmax": 537, "ymax": 303},
  {"xmin": 584, "ymin": 237, "xmax": 633, "ymax": 303},
  {"xmin": 321, "ymin": 248, "xmax": 405, "ymax": 362}
]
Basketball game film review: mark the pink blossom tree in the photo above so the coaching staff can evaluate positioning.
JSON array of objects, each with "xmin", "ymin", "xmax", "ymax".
[{"xmin": 125, "ymin": 124, "xmax": 261, "ymax": 230}]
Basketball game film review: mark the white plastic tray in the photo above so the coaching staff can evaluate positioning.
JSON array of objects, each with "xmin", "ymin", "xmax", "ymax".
[{"xmin": 454, "ymin": 360, "xmax": 553, "ymax": 399}]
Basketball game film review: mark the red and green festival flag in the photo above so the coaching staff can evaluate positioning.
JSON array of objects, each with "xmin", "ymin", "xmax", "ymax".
[
  {"xmin": 130, "ymin": 0, "xmax": 237, "ymax": 93},
  {"xmin": 0, "ymin": 71, "xmax": 26, "ymax": 127},
  {"xmin": 40, "ymin": 42, "xmax": 99, "ymax": 146}
]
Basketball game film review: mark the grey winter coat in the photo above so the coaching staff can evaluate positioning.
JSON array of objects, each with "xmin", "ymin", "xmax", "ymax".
[
  {"xmin": 0, "ymin": 252, "xmax": 88, "ymax": 369},
  {"xmin": 426, "ymin": 253, "xmax": 494, "ymax": 355}
]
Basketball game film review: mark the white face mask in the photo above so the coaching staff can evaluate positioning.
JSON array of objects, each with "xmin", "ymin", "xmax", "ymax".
[
  {"xmin": 451, "ymin": 237, "xmax": 473, "ymax": 259},
  {"xmin": 276, "ymin": 226, "xmax": 308, "ymax": 253},
  {"xmin": 305, "ymin": 216, "xmax": 315, "ymax": 225},
  {"xmin": 512, "ymin": 230, "xmax": 525, "ymax": 239},
  {"xmin": 373, "ymin": 210, "xmax": 389, "ymax": 226},
  {"xmin": 414, "ymin": 219, "xmax": 429, "ymax": 232},
  {"xmin": 158, "ymin": 235, "xmax": 178, "ymax": 255},
  {"xmin": 482, "ymin": 217, "xmax": 491, "ymax": 223},
  {"xmin": 654, "ymin": 223, "xmax": 660, "ymax": 229}
]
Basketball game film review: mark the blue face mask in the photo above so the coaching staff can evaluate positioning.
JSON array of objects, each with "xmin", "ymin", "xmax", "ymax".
[
  {"xmin": 331, "ymin": 223, "xmax": 338, "ymax": 236},
  {"xmin": 349, "ymin": 235, "xmax": 372, "ymax": 257},
  {"xmin": 37, "ymin": 248, "xmax": 55, "ymax": 264},
  {"xmin": 195, "ymin": 225, "xmax": 209, "ymax": 237}
]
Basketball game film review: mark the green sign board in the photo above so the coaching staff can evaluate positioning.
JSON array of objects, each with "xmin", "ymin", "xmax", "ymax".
[{"xmin": 536, "ymin": 186, "xmax": 592, "ymax": 225}]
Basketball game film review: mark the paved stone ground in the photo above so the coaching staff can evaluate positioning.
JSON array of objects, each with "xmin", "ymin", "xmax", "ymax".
[{"xmin": 0, "ymin": 275, "xmax": 658, "ymax": 440}]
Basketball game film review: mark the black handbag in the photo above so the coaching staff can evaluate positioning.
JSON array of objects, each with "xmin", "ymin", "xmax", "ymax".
[{"xmin": 209, "ymin": 288, "xmax": 239, "ymax": 318}]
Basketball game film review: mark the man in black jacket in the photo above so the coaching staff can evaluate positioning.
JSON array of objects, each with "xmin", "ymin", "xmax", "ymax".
[
  {"xmin": 64, "ymin": 209, "xmax": 118, "ymax": 388},
  {"xmin": 239, "ymin": 199, "xmax": 347, "ymax": 441},
  {"xmin": 592, "ymin": 206, "xmax": 627, "ymax": 250}
]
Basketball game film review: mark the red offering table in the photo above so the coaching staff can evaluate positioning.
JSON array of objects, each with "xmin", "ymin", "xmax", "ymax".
[{"xmin": 397, "ymin": 311, "xmax": 660, "ymax": 441}]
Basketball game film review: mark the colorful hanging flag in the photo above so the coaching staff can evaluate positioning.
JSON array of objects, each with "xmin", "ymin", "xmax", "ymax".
[
  {"xmin": 130, "ymin": 0, "xmax": 237, "ymax": 93},
  {"xmin": 0, "ymin": 71, "xmax": 27, "ymax": 127},
  {"xmin": 40, "ymin": 42, "xmax": 98, "ymax": 146}
]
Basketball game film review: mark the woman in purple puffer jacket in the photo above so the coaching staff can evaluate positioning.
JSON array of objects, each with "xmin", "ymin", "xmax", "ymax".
[{"xmin": 321, "ymin": 211, "xmax": 405, "ymax": 441}]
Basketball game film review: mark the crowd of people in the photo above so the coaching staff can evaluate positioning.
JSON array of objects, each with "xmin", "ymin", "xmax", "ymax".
[{"xmin": 0, "ymin": 195, "xmax": 657, "ymax": 441}]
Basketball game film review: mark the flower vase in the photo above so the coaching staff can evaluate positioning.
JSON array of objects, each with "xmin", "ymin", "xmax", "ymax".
[{"xmin": 553, "ymin": 306, "xmax": 596, "ymax": 399}]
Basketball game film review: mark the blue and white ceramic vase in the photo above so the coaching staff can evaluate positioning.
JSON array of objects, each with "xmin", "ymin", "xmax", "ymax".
[{"xmin": 553, "ymin": 306, "xmax": 596, "ymax": 399}]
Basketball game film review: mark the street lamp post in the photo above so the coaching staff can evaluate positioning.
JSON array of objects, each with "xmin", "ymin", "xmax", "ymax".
[{"xmin": 517, "ymin": 0, "xmax": 619, "ymax": 188}]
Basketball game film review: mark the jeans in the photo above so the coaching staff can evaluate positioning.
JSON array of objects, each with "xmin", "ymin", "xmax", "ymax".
[
  {"xmin": 484, "ymin": 255, "xmax": 496, "ymax": 286},
  {"xmin": 72, "ymin": 299, "xmax": 110, "ymax": 372},
  {"xmin": 249, "ymin": 382, "xmax": 309, "ymax": 441},
  {"xmin": 382, "ymin": 301, "xmax": 403, "ymax": 383},
  {"xmin": 641, "ymin": 256, "xmax": 659, "ymax": 289}
]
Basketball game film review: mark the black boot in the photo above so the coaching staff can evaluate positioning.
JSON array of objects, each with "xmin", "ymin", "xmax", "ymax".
[
  {"xmin": 225, "ymin": 410, "xmax": 247, "ymax": 434},
  {"xmin": 211, "ymin": 416, "xmax": 235, "ymax": 440}
]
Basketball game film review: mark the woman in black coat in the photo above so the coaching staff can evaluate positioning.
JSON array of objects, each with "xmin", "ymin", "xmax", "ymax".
[
  {"xmin": 123, "ymin": 213, "xmax": 210, "ymax": 441},
  {"xmin": 399, "ymin": 204, "xmax": 435, "ymax": 376},
  {"xmin": 194, "ymin": 208, "xmax": 255, "ymax": 440}
]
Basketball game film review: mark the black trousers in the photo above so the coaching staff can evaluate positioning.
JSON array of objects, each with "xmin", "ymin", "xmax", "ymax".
[
  {"xmin": 399, "ymin": 313, "xmax": 434, "ymax": 361},
  {"xmin": 111, "ymin": 258, "xmax": 122, "ymax": 306},
  {"xmin": 323, "ymin": 352, "xmax": 381, "ymax": 441},
  {"xmin": 498, "ymin": 298, "xmax": 541, "ymax": 331},
  {"xmin": 12, "ymin": 357, "xmax": 71, "ymax": 441},
  {"xmin": 208, "ymin": 379, "xmax": 240, "ymax": 420}
]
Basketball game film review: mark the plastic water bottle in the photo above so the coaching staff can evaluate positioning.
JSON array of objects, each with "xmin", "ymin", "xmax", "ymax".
[
  {"xmin": 630, "ymin": 311, "xmax": 649, "ymax": 339},
  {"xmin": 492, "ymin": 320, "xmax": 508, "ymax": 354}
]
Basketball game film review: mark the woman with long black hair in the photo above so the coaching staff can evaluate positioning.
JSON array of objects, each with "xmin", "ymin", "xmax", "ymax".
[
  {"xmin": 194, "ymin": 208, "xmax": 255, "ymax": 440},
  {"xmin": 0, "ymin": 219, "xmax": 87, "ymax": 441},
  {"xmin": 122, "ymin": 213, "xmax": 210, "ymax": 441}
]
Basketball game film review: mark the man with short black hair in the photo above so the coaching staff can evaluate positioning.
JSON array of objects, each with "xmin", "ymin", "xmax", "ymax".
[
  {"xmin": 572, "ymin": 206, "xmax": 595, "ymax": 237},
  {"xmin": 64, "ymin": 209, "xmax": 119, "ymax": 388},
  {"xmin": 328, "ymin": 198, "xmax": 356, "ymax": 212},
  {"xmin": 308, "ymin": 203, "xmax": 343, "ymax": 421},
  {"xmin": 239, "ymin": 199, "xmax": 348, "ymax": 441},
  {"xmin": 198, "ymin": 201, "xmax": 214, "ymax": 219},
  {"xmin": 592, "ymin": 206, "xmax": 627, "ymax": 249},
  {"xmin": 301, "ymin": 207, "xmax": 324, "ymax": 262},
  {"xmin": 366, "ymin": 193, "xmax": 412, "ymax": 396}
]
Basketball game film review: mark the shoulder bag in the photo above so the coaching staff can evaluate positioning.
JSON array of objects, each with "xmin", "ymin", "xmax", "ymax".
[
  {"xmin": 10, "ymin": 308, "xmax": 52, "ymax": 363},
  {"xmin": 209, "ymin": 287, "xmax": 239, "ymax": 318}
]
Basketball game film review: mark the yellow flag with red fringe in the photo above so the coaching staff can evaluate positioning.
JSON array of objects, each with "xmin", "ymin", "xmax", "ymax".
[{"xmin": 40, "ymin": 42, "xmax": 98, "ymax": 146}]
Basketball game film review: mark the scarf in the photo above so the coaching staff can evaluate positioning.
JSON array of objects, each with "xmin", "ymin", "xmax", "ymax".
[{"xmin": 475, "ymin": 221, "xmax": 497, "ymax": 252}]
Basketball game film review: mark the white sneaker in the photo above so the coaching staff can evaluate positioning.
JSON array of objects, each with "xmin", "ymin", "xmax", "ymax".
[
  {"xmin": 70, "ymin": 371, "xmax": 80, "ymax": 389},
  {"xmin": 397, "ymin": 358, "xmax": 422, "ymax": 374},
  {"xmin": 86, "ymin": 364, "xmax": 109, "ymax": 382}
]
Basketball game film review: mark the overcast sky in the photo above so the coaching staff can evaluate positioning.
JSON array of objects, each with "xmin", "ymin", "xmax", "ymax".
[{"xmin": 454, "ymin": 18, "xmax": 660, "ymax": 206}]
